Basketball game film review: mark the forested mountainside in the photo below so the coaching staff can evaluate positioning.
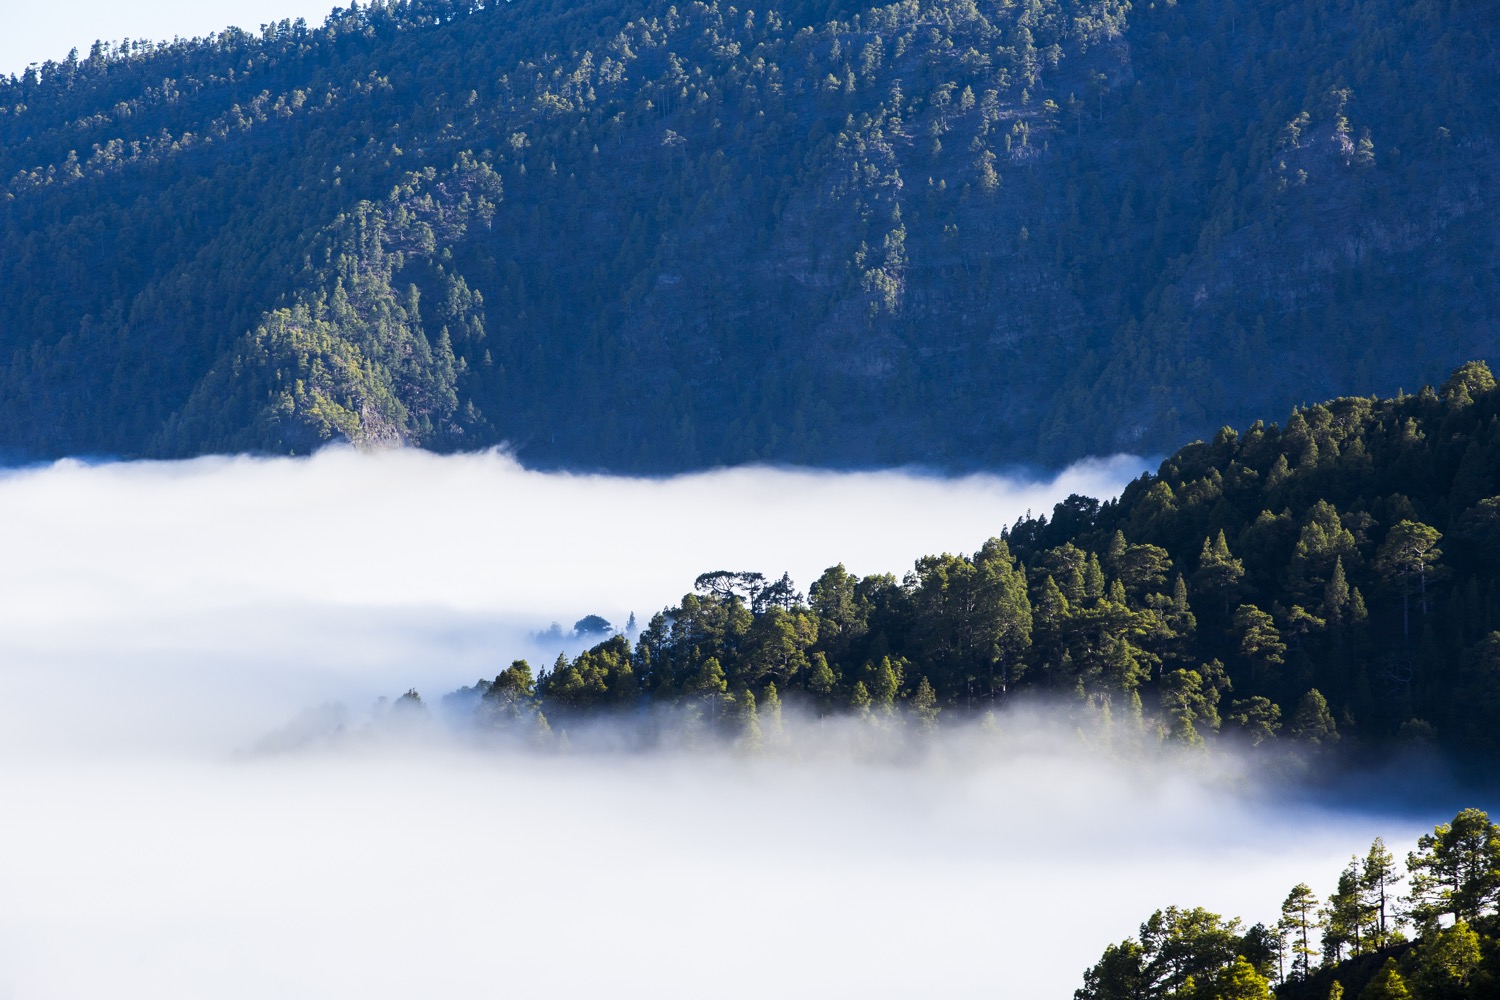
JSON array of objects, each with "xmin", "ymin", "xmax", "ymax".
[
  {"xmin": 429, "ymin": 364, "xmax": 1500, "ymax": 762},
  {"xmin": 1076, "ymin": 808, "xmax": 1500, "ymax": 999},
  {"xmin": 0, "ymin": 0, "xmax": 1495, "ymax": 468}
]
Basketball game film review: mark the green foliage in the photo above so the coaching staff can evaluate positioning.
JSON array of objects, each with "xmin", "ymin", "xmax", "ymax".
[
  {"xmin": 0, "ymin": 0, "xmax": 1496, "ymax": 467},
  {"xmin": 1234, "ymin": 605, "xmax": 1286, "ymax": 679},
  {"xmin": 1405, "ymin": 809, "xmax": 1500, "ymax": 926},
  {"xmin": 1322, "ymin": 860, "xmax": 1376, "ymax": 964},
  {"xmin": 428, "ymin": 365, "xmax": 1500, "ymax": 761},
  {"xmin": 1196, "ymin": 531, "xmax": 1245, "ymax": 615},
  {"xmin": 1410, "ymin": 923, "xmax": 1482, "ymax": 1000},
  {"xmin": 1227, "ymin": 696, "xmax": 1282, "ymax": 747},
  {"xmin": 1075, "ymin": 906, "xmax": 1267, "ymax": 1000},
  {"xmin": 1083, "ymin": 809, "xmax": 1500, "ymax": 1000},
  {"xmin": 1282, "ymin": 883, "xmax": 1322, "ymax": 981},
  {"xmin": 538, "ymin": 634, "xmax": 636, "ymax": 713},
  {"xmin": 736, "ymin": 688, "xmax": 762, "ymax": 752},
  {"xmin": 1362, "ymin": 837, "xmax": 1405, "ymax": 950},
  {"xmin": 909, "ymin": 676, "xmax": 940, "ymax": 732},
  {"xmin": 1360, "ymin": 959, "xmax": 1413, "ymax": 1000},
  {"xmin": 761, "ymin": 682, "xmax": 785, "ymax": 745},
  {"xmin": 1222, "ymin": 957, "xmax": 1274, "ymax": 1000},
  {"xmin": 477, "ymin": 658, "xmax": 552, "ymax": 738},
  {"xmin": 1159, "ymin": 662, "xmax": 1226, "ymax": 748},
  {"xmin": 1290, "ymin": 689, "xmax": 1340, "ymax": 747}
]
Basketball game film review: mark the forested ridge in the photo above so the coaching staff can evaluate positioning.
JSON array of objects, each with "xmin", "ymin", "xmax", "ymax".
[
  {"xmin": 1, "ymin": 0, "xmax": 1495, "ymax": 468},
  {"xmin": 423, "ymin": 363, "xmax": 1500, "ymax": 764},
  {"xmin": 1075, "ymin": 807, "xmax": 1500, "ymax": 999}
]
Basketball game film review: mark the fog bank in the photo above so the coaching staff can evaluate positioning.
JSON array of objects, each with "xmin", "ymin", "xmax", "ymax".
[
  {"xmin": 0, "ymin": 449, "xmax": 1453, "ymax": 998},
  {"xmin": 1, "ymin": 735, "xmax": 1439, "ymax": 1000},
  {"xmin": 0, "ymin": 448, "xmax": 1145, "ymax": 753}
]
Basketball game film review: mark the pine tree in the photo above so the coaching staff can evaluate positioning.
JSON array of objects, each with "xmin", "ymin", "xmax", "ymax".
[
  {"xmin": 1321, "ymin": 860, "xmax": 1369, "ymax": 962},
  {"xmin": 849, "ymin": 680, "xmax": 872, "ymax": 716},
  {"xmin": 1290, "ymin": 688, "xmax": 1339, "ymax": 746},
  {"xmin": 1219, "ymin": 956, "xmax": 1272, "ymax": 1000},
  {"xmin": 691, "ymin": 656, "xmax": 731, "ymax": 726},
  {"xmin": 1360, "ymin": 959, "xmax": 1412, "ymax": 1000},
  {"xmin": 974, "ymin": 536, "xmax": 1033, "ymax": 695},
  {"xmin": 737, "ymin": 688, "xmax": 762, "ymax": 752},
  {"xmin": 1406, "ymin": 808, "xmax": 1500, "ymax": 924},
  {"xmin": 807, "ymin": 652, "xmax": 838, "ymax": 717},
  {"xmin": 1234, "ymin": 605, "xmax": 1286, "ymax": 682},
  {"xmin": 1280, "ymin": 883, "xmax": 1320, "ymax": 981},
  {"xmin": 910, "ymin": 676, "xmax": 940, "ymax": 732},
  {"xmin": 1377, "ymin": 521, "xmax": 1444, "ymax": 643},
  {"xmin": 1160, "ymin": 667, "xmax": 1209, "ymax": 748},
  {"xmin": 1085, "ymin": 551, "xmax": 1106, "ymax": 601},
  {"xmin": 1323, "ymin": 556, "xmax": 1351, "ymax": 627},
  {"xmin": 1167, "ymin": 574, "xmax": 1198, "ymax": 659},
  {"xmin": 1411, "ymin": 922, "xmax": 1482, "ymax": 997},
  {"xmin": 1228, "ymin": 696, "xmax": 1282, "ymax": 746},
  {"xmin": 865, "ymin": 656, "xmax": 902, "ymax": 713},
  {"xmin": 761, "ymin": 682, "xmax": 784, "ymax": 745},
  {"xmin": 1361, "ymin": 837, "xmax": 1403, "ymax": 947}
]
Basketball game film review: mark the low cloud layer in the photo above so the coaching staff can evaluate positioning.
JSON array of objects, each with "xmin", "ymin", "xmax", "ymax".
[
  {"xmin": 0, "ymin": 448, "xmax": 1145, "ymax": 622},
  {"xmin": 0, "ymin": 449, "xmax": 1453, "ymax": 997},
  {"xmin": 0, "ymin": 449, "xmax": 1146, "ymax": 752},
  {"xmin": 0, "ymin": 731, "xmax": 1433, "ymax": 999}
]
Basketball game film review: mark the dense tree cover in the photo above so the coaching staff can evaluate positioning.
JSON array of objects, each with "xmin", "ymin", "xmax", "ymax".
[
  {"xmin": 434, "ymin": 365, "xmax": 1500, "ymax": 760},
  {"xmin": 0, "ymin": 0, "xmax": 1495, "ymax": 468},
  {"xmin": 1078, "ymin": 809, "xmax": 1500, "ymax": 1000}
]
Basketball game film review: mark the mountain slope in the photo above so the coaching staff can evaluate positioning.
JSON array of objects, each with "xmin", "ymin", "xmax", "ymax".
[
  {"xmin": 0, "ymin": 0, "xmax": 1495, "ymax": 468},
  {"xmin": 427, "ymin": 363, "xmax": 1500, "ymax": 767}
]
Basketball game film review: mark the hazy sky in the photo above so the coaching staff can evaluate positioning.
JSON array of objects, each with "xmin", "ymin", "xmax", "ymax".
[
  {"xmin": 0, "ymin": 449, "xmax": 1466, "ymax": 997},
  {"xmin": 4, "ymin": 1, "xmax": 339, "ymax": 77}
]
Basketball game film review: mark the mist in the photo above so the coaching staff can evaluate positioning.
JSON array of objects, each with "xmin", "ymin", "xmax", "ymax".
[
  {"xmin": 0, "ymin": 448, "xmax": 1145, "ymax": 754},
  {"xmin": 0, "ymin": 449, "xmax": 1456, "ymax": 997}
]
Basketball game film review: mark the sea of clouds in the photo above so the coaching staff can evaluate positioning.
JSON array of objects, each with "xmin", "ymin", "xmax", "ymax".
[{"xmin": 0, "ymin": 448, "xmax": 1451, "ymax": 998}]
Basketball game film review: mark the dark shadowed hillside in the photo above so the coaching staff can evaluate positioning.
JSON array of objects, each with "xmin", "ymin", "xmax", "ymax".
[{"xmin": 1, "ymin": 0, "xmax": 1495, "ymax": 468}]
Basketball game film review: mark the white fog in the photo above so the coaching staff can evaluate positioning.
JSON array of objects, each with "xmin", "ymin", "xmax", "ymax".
[{"xmin": 0, "ymin": 449, "xmax": 1451, "ymax": 997}]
